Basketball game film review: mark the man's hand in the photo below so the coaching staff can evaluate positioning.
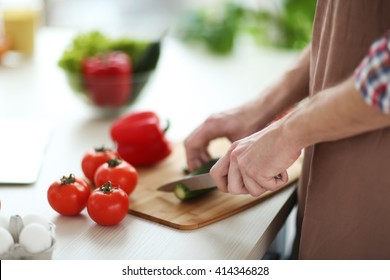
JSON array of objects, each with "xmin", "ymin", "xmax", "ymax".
[
  {"xmin": 209, "ymin": 75, "xmax": 390, "ymax": 197},
  {"xmin": 184, "ymin": 106, "xmax": 270, "ymax": 172},
  {"xmin": 210, "ymin": 121, "xmax": 301, "ymax": 196}
]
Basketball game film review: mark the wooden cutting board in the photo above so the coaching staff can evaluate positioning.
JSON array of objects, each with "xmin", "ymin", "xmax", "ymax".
[{"xmin": 129, "ymin": 138, "xmax": 302, "ymax": 230}]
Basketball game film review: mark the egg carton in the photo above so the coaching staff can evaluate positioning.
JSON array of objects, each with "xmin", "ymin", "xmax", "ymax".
[{"xmin": 0, "ymin": 215, "xmax": 56, "ymax": 260}]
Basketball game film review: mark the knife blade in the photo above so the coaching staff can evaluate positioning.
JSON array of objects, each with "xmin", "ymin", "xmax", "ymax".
[{"xmin": 157, "ymin": 173, "xmax": 216, "ymax": 192}]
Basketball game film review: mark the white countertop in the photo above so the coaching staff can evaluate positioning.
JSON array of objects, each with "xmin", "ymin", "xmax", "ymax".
[{"xmin": 0, "ymin": 27, "xmax": 299, "ymax": 260}]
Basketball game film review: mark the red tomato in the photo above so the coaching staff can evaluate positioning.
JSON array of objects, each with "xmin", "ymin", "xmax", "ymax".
[
  {"xmin": 87, "ymin": 182, "xmax": 129, "ymax": 226},
  {"xmin": 47, "ymin": 174, "xmax": 91, "ymax": 216},
  {"xmin": 94, "ymin": 158, "xmax": 138, "ymax": 195},
  {"xmin": 81, "ymin": 146, "xmax": 119, "ymax": 183}
]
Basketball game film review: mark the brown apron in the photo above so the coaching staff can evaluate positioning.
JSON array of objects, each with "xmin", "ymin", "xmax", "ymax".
[{"xmin": 297, "ymin": 0, "xmax": 390, "ymax": 259}]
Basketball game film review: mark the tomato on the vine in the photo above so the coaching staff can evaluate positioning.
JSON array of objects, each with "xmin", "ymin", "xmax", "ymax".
[
  {"xmin": 47, "ymin": 174, "xmax": 91, "ymax": 216},
  {"xmin": 81, "ymin": 146, "xmax": 120, "ymax": 183},
  {"xmin": 87, "ymin": 182, "xmax": 129, "ymax": 226},
  {"xmin": 94, "ymin": 158, "xmax": 138, "ymax": 195}
]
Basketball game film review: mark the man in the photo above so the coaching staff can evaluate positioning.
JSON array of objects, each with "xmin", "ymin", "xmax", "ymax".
[{"xmin": 184, "ymin": 0, "xmax": 390, "ymax": 259}]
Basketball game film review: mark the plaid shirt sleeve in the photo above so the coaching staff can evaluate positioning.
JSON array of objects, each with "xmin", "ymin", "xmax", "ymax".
[{"xmin": 354, "ymin": 31, "xmax": 390, "ymax": 114}]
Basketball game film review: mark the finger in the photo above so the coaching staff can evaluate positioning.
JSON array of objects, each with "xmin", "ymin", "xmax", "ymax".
[
  {"xmin": 241, "ymin": 175, "xmax": 267, "ymax": 197},
  {"xmin": 188, "ymin": 158, "xmax": 203, "ymax": 172},
  {"xmin": 276, "ymin": 170, "xmax": 289, "ymax": 186},
  {"xmin": 210, "ymin": 155, "xmax": 230, "ymax": 192},
  {"xmin": 184, "ymin": 135, "xmax": 209, "ymax": 172},
  {"xmin": 226, "ymin": 162, "xmax": 248, "ymax": 195},
  {"xmin": 187, "ymin": 150, "xmax": 212, "ymax": 172},
  {"xmin": 184, "ymin": 141, "xmax": 214, "ymax": 172},
  {"xmin": 184, "ymin": 115, "xmax": 230, "ymax": 166},
  {"xmin": 259, "ymin": 170, "xmax": 289, "ymax": 192},
  {"xmin": 200, "ymin": 151, "xmax": 212, "ymax": 165}
]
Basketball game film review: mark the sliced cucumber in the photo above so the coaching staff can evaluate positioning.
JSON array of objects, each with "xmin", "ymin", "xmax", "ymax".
[
  {"xmin": 175, "ymin": 158, "xmax": 219, "ymax": 201},
  {"xmin": 183, "ymin": 158, "xmax": 220, "ymax": 175},
  {"xmin": 174, "ymin": 183, "xmax": 216, "ymax": 201}
]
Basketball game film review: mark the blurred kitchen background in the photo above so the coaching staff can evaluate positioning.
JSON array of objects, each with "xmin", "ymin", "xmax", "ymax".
[
  {"xmin": 43, "ymin": 0, "xmax": 280, "ymax": 37},
  {"xmin": 0, "ymin": 0, "xmax": 316, "ymax": 260},
  {"xmin": 1, "ymin": 0, "xmax": 315, "ymax": 57}
]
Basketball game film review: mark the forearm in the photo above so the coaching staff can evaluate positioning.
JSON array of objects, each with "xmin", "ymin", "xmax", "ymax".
[
  {"xmin": 249, "ymin": 44, "xmax": 311, "ymax": 128},
  {"xmin": 185, "ymin": 45, "xmax": 312, "ymax": 171},
  {"xmin": 282, "ymin": 76, "xmax": 390, "ymax": 150}
]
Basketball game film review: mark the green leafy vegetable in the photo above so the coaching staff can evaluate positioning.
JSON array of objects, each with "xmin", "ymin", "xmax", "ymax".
[
  {"xmin": 58, "ymin": 31, "xmax": 161, "ymax": 105},
  {"xmin": 177, "ymin": 2, "xmax": 244, "ymax": 55},
  {"xmin": 249, "ymin": 0, "xmax": 317, "ymax": 50},
  {"xmin": 58, "ymin": 31, "xmax": 110, "ymax": 73},
  {"xmin": 58, "ymin": 31, "xmax": 159, "ymax": 74},
  {"xmin": 176, "ymin": 0, "xmax": 316, "ymax": 54}
]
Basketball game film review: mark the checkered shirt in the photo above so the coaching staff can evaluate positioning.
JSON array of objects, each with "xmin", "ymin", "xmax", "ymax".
[{"xmin": 355, "ymin": 31, "xmax": 390, "ymax": 113}]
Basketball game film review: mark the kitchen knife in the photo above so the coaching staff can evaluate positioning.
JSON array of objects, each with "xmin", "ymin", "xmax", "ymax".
[{"xmin": 157, "ymin": 173, "xmax": 216, "ymax": 192}]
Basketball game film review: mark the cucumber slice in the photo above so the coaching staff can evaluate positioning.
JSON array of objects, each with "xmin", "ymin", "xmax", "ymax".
[
  {"xmin": 174, "ymin": 183, "xmax": 216, "ymax": 201},
  {"xmin": 183, "ymin": 158, "xmax": 219, "ymax": 175},
  {"xmin": 175, "ymin": 158, "xmax": 219, "ymax": 201}
]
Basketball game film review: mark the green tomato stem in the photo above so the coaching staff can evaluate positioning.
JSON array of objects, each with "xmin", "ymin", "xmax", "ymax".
[
  {"xmin": 99, "ymin": 181, "xmax": 114, "ymax": 193},
  {"xmin": 107, "ymin": 158, "xmax": 122, "ymax": 167},
  {"xmin": 95, "ymin": 145, "xmax": 110, "ymax": 152},
  {"xmin": 60, "ymin": 173, "xmax": 76, "ymax": 185}
]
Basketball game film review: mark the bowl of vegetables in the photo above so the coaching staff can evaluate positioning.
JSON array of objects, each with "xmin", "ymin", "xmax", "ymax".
[{"xmin": 58, "ymin": 32, "xmax": 160, "ymax": 116}]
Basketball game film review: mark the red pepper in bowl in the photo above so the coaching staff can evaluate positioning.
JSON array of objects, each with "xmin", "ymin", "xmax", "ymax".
[
  {"xmin": 110, "ymin": 111, "xmax": 172, "ymax": 166},
  {"xmin": 82, "ymin": 51, "xmax": 131, "ymax": 107}
]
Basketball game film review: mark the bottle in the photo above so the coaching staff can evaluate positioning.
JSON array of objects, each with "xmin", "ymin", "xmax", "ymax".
[
  {"xmin": 0, "ymin": 1, "xmax": 11, "ymax": 58},
  {"xmin": 1, "ymin": 0, "xmax": 42, "ymax": 56}
]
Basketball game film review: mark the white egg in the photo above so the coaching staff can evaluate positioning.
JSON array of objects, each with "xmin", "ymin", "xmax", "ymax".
[
  {"xmin": 0, "ymin": 227, "xmax": 14, "ymax": 255},
  {"xmin": 0, "ymin": 215, "xmax": 9, "ymax": 229},
  {"xmin": 19, "ymin": 224, "xmax": 52, "ymax": 254},
  {"xmin": 22, "ymin": 214, "xmax": 51, "ymax": 230}
]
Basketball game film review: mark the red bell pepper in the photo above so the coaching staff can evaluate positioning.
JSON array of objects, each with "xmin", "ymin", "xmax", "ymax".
[
  {"xmin": 110, "ymin": 111, "xmax": 172, "ymax": 166},
  {"xmin": 82, "ymin": 51, "xmax": 131, "ymax": 107}
]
